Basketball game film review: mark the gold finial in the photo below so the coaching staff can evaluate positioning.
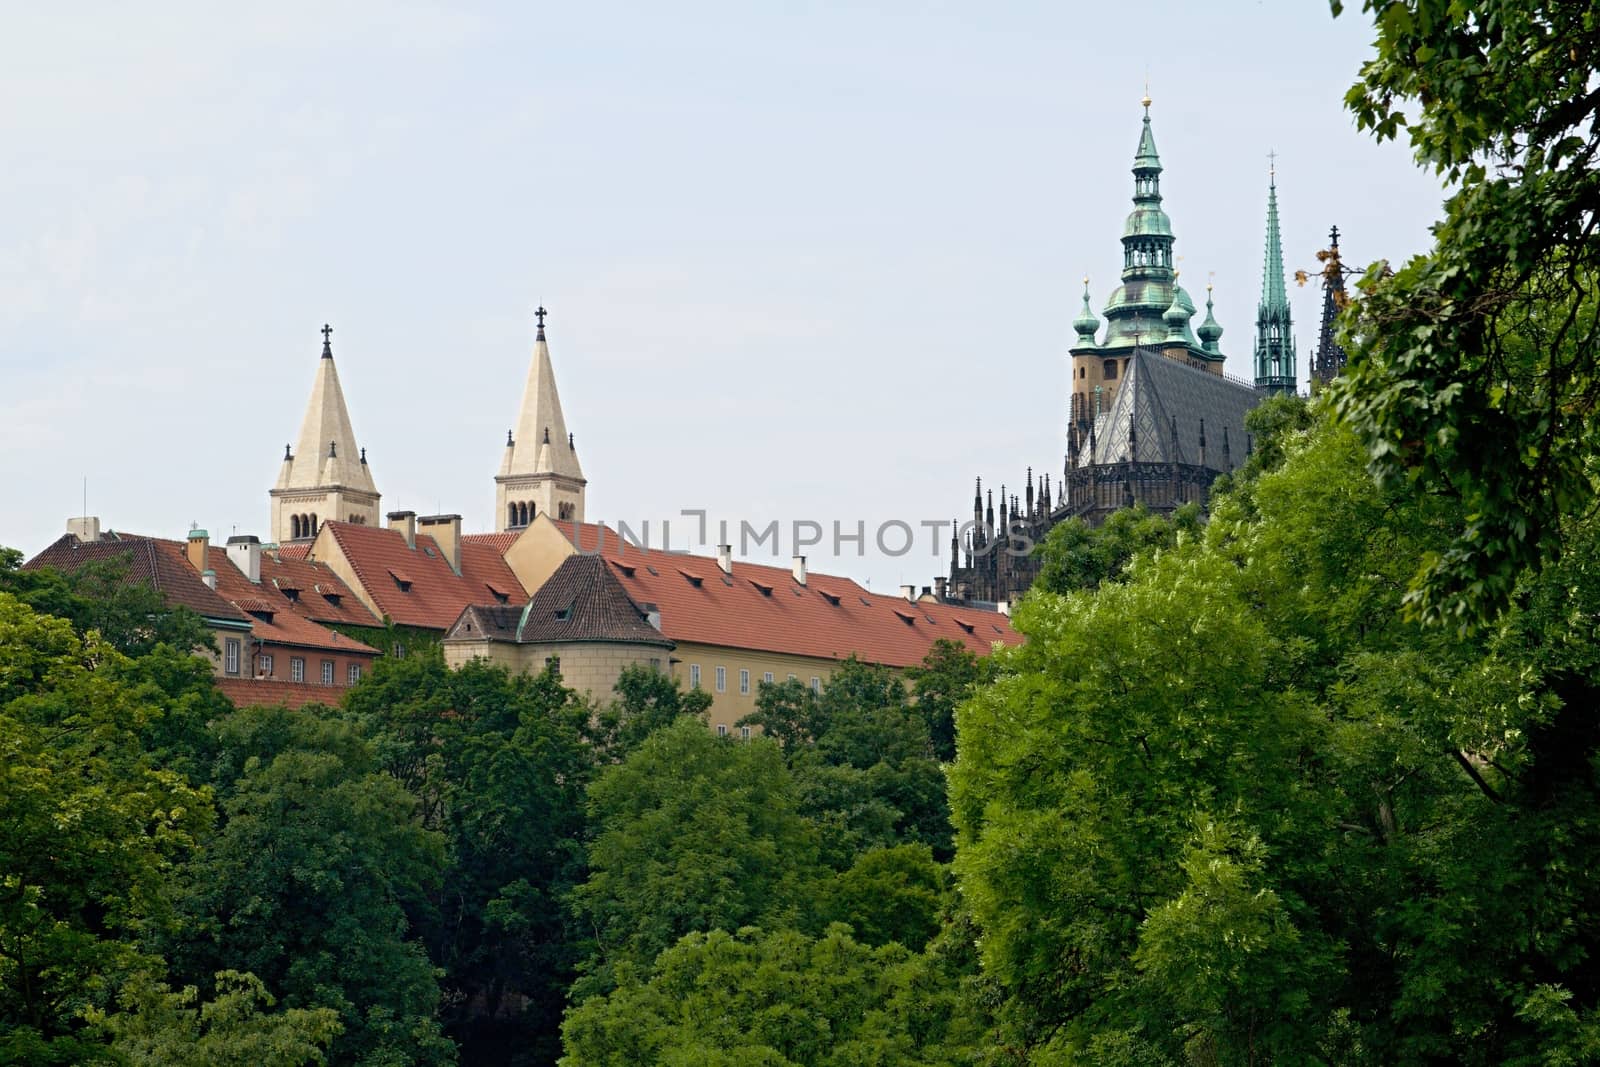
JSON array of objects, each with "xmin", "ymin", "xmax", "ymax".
[
  {"xmin": 1083, "ymin": 274, "xmax": 1090, "ymax": 287},
  {"xmin": 1141, "ymin": 77, "xmax": 1151, "ymax": 110},
  {"xmin": 1207, "ymin": 270, "xmax": 1216, "ymax": 293}
]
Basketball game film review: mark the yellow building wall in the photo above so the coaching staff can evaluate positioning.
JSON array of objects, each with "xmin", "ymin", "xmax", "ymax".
[
  {"xmin": 501, "ymin": 514, "xmax": 579, "ymax": 593},
  {"xmin": 669, "ymin": 641, "xmax": 851, "ymax": 735},
  {"xmin": 444, "ymin": 638, "xmax": 668, "ymax": 703}
]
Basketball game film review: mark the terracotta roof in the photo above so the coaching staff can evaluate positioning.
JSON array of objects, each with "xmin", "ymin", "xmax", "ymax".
[
  {"xmin": 215, "ymin": 677, "xmax": 344, "ymax": 710},
  {"xmin": 546, "ymin": 522, "xmax": 1021, "ymax": 668},
  {"xmin": 448, "ymin": 554, "xmax": 673, "ymax": 648},
  {"xmin": 462, "ymin": 531, "xmax": 520, "ymax": 555},
  {"xmin": 200, "ymin": 548, "xmax": 380, "ymax": 656},
  {"xmin": 321, "ymin": 522, "xmax": 528, "ymax": 630},
  {"xmin": 256, "ymin": 550, "xmax": 381, "ymax": 627},
  {"xmin": 25, "ymin": 534, "xmax": 250, "ymax": 624}
]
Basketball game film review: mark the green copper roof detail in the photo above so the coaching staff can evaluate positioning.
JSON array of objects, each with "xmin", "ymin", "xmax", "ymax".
[
  {"xmin": 1254, "ymin": 168, "xmax": 1297, "ymax": 393},
  {"xmin": 1198, "ymin": 284, "xmax": 1224, "ymax": 353},
  {"xmin": 1073, "ymin": 278, "xmax": 1100, "ymax": 341},
  {"xmin": 1134, "ymin": 102, "xmax": 1162, "ymax": 173},
  {"xmin": 1163, "ymin": 277, "xmax": 1190, "ymax": 341}
]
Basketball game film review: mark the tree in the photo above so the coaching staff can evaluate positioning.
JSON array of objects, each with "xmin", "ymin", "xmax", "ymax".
[
  {"xmin": 559, "ymin": 925, "xmax": 986, "ymax": 1067},
  {"xmin": 588, "ymin": 664, "xmax": 712, "ymax": 760},
  {"xmin": 904, "ymin": 640, "xmax": 991, "ymax": 763},
  {"xmin": 0, "ymin": 548, "xmax": 214, "ymax": 658},
  {"xmin": 1328, "ymin": 0, "xmax": 1600, "ymax": 625},
  {"xmin": 90, "ymin": 970, "xmax": 341, "ymax": 1067},
  {"xmin": 570, "ymin": 719, "xmax": 819, "ymax": 998},
  {"xmin": 0, "ymin": 593, "xmax": 211, "ymax": 1065},
  {"xmin": 168, "ymin": 706, "xmax": 455, "ymax": 1067},
  {"xmin": 1031, "ymin": 503, "xmax": 1201, "ymax": 597}
]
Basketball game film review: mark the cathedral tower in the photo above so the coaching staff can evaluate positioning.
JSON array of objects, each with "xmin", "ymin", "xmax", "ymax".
[
  {"xmin": 497, "ymin": 307, "xmax": 586, "ymax": 530},
  {"xmin": 1311, "ymin": 225, "xmax": 1349, "ymax": 389},
  {"xmin": 270, "ymin": 325, "xmax": 381, "ymax": 543},
  {"xmin": 1069, "ymin": 98, "xmax": 1222, "ymax": 431},
  {"xmin": 1253, "ymin": 166, "xmax": 1297, "ymax": 394}
]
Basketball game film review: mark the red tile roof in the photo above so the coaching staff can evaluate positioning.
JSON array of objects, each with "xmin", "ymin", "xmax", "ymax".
[
  {"xmin": 546, "ymin": 522, "xmax": 1021, "ymax": 668},
  {"xmin": 215, "ymin": 677, "xmax": 344, "ymax": 710},
  {"xmin": 25, "ymin": 534, "xmax": 250, "ymax": 624},
  {"xmin": 202, "ymin": 549, "xmax": 380, "ymax": 656},
  {"xmin": 462, "ymin": 531, "xmax": 520, "ymax": 555},
  {"xmin": 256, "ymin": 550, "xmax": 381, "ymax": 627},
  {"xmin": 321, "ymin": 522, "xmax": 528, "ymax": 630}
]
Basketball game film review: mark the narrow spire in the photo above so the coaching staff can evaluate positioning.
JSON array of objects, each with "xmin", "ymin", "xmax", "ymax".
[
  {"xmin": 1312, "ymin": 224, "xmax": 1349, "ymax": 388},
  {"xmin": 502, "ymin": 310, "xmax": 583, "ymax": 482},
  {"xmin": 1254, "ymin": 164, "xmax": 1297, "ymax": 394}
]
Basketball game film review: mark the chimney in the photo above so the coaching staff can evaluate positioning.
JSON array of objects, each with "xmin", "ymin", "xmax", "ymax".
[
  {"xmin": 186, "ymin": 528, "xmax": 209, "ymax": 572},
  {"xmin": 920, "ymin": 585, "xmax": 932, "ymax": 600},
  {"xmin": 933, "ymin": 576, "xmax": 948, "ymax": 601},
  {"xmin": 387, "ymin": 510, "xmax": 417, "ymax": 550},
  {"xmin": 201, "ymin": 568, "xmax": 217, "ymax": 590},
  {"xmin": 226, "ymin": 535, "xmax": 262, "ymax": 583},
  {"xmin": 792, "ymin": 555, "xmax": 807, "ymax": 586},
  {"xmin": 717, "ymin": 544, "xmax": 733, "ymax": 574},
  {"xmin": 66, "ymin": 516, "xmax": 101, "ymax": 542},
  {"xmin": 997, "ymin": 600, "xmax": 1012, "ymax": 617},
  {"xmin": 900, "ymin": 584, "xmax": 916, "ymax": 601},
  {"xmin": 418, "ymin": 514, "xmax": 463, "ymax": 575}
]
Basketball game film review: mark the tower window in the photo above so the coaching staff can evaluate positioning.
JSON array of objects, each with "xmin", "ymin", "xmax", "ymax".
[{"xmin": 1103, "ymin": 360, "xmax": 1118, "ymax": 380}]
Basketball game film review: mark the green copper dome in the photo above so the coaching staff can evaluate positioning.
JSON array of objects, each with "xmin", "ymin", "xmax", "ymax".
[
  {"xmin": 1163, "ymin": 281, "xmax": 1190, "ymax": 340},
  {"xmin": 1073, "ymin": 278, "xmax": 1100, "ymax": 341}
]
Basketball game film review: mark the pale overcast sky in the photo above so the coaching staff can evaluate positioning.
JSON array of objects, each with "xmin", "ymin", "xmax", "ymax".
[{"xmin": 1, "ymin": 2, "xmax": 1442, "ymax": 588}]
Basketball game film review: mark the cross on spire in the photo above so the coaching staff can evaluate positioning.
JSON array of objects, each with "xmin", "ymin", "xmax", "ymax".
[
  {"xmin": 535, "ymin": 306, "xmax": 547, "ymax": 328},
  {"xmin": 1329, "ymin": 224, "xmax": 1341, "ymax": 247},
  {"xmin": 1267, "ymin": 149, "xmax": 1278, "ymax": 178},
  {"xmin": 320, "ymin": 323, "xmax": 333, "ymax": 358}
]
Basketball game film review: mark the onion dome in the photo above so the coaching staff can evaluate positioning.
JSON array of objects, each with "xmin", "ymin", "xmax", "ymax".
[
  {"xmin": 1198, "ymin": 283, "xmax": 1224, "ymax": 354},
  {"xmin": 1073, "ymin": 277, "xmax": 1100, "ymax": 343}
]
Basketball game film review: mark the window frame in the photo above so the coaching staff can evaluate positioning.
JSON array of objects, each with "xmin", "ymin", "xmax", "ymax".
[
  {"xmin": 689, "ymin": 664, "xmax": 701, "ymax": 690},
  {"xmin": 224, "ymin": 637, "xmax": 241, "ymax": 676},
  {"xmin": 715, "ymin": 666, "xmax": 726, "ymax": 692},
  {"xmin": 739, "ymin": 669, "xmax": 750, "ymax": 695},
  {"xmin": 290, "ymin": 656, "xmax": 305, "ymax": 683},
  {"xmin": 347, "ymin": 662, "xmax": 362, "ymax": 684},
  {"xmin": 260, "ymin": 653, "xmax": 274, "ymax": 677},
  {"xmin": 321, "ymin": 659, "xmax": 334, "ymax": 685}
]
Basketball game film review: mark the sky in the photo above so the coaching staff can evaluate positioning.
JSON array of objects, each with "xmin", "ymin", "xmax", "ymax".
[{"xmin": 0, "ymin": 1, "xmax": 1445, "ymax": 589}]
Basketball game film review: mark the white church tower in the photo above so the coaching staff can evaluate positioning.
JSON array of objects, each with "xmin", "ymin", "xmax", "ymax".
[
  {"xmin": 270, "ymin": 325, "xmax": 381, "ymax": 543},
  {"xmin": 496, "ymin": 307, "xmax": 586, "ymax": 530}
]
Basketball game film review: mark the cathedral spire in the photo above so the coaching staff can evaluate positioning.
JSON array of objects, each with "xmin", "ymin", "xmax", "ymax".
[
  {"xmin": 496, "ymin": 307, "xmax": 588, "ymax": 530},
  {"xmin": 1311, "ymin": 225, "xmax": 1349, "ymax": 389},
  {"xmin": 1254, "ymin": 161, "xmax": 1297, "ymax": 394},
  {"xmin": 270, "ymin": 324, "xmax": 380, "ymax": 541}
]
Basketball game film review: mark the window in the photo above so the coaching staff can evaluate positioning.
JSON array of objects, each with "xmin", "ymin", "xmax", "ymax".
[
  {"xmin": 321, "ymin": 660, "xmax": 334, "ymax": 685},
  {"xmin": 394, "ymin": 643, "xmax": 406, "ymax": 658},
  {"xmin": 260, "ymin": 653, "xmax": 274, "ymax": 677},
  {"xmin": 739, "ymin": 669, "xmax": 750, "ymax": 695},
  {"xmin": 715, "ymin": 666, "xmax": 726, "ymax": 692},
  {"xmin": 810, "ymin": 677, "xmax": 821, "ymax": 694},
  {"xmin": 716, "ymin": 724, "xmax": 728, "ymax": 737},
  {"xmin": 347, "ymin": 662, "xmax": 362, "ymax": 684},
  {"xmin": 1079, "ymin": 366, "xmax": 1086, "ymax": 378},
  {"xmin": 546, "ymin": 656, "xmax": 561, "ymax": 678},
  {"xmin": 690, "ymin": 664, "xmax": 701, "ymax": 689},
  {"xmin": 763, "ymin": 672, "xmax": 774, "ymax": 684},
  {"xmin": 740, "ymin": 726, "xmax": 752, "ymax": 740},
  {"xmin": 290, "ymin": 657, "xmax": 305, "ymax": 683},
  {"xmin": 1103, "ymin": 359, "xmax": 1118, "ymax": 380},
  {"xmin": 224, "ymin": 638, "xmax": 241, "ymax": 676}
]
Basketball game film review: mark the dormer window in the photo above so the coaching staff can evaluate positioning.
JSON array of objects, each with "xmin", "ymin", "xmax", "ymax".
[
  {"xmin": 388, "ymin": 569, "xmax": 413, "ymax": 592},
  {"xmin": 322, "ymin": 591, "xmax": 342, "ymax": 607},
  {"xmin": 679, "ymin": 570, "xmax": 703, "ymax": 588},
  {"xmin": 893, "ymin": 609, "xmax": 916, "ymax": 625},
  {"xmin": 818, "ymin": 590, "xmax": 841, "ymax": 607},
  {"xmin": 280, "ymin": 585, "xmax": 300, "ymax": 603},
  {"xmin": 486, "ymin": 584, "xmax": 511, "ymax": 605},
  {"xmin": 751, "ymin": 580, "xmax": 773, "ymax": 597}
]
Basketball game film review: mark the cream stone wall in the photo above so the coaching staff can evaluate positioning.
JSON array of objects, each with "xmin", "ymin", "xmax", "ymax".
[
  {"xmin": 500, "ymin": 514, "xmax": 579, "ymax": 592},
  {"xmin": 270, "ymin": 487, "xmax": 379, "ymax": 544},
  {"xmin": 445, "ymin": 638, "xmax": 667, "ymax": 701},
  {"xmin": 496, "ymin": 473, "xmax": 586, "ymax": 531},
  {"xmin": 669, "ymin": 641, "xmax": 852, "ymax": 735}
]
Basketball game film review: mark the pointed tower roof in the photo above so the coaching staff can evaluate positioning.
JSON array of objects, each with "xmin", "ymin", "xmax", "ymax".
[
  {"xmin": 503, "ymin": 307, "xmax": 584, "ymax": 482},
  {"xmin": 1253, "ymin": 161, "xmax": 1297, "ymax": 394},
  {"xmin": 275, "ymin": 325, "xmax": 377, "ymax": 494},
  {"xmin": 1312, "ymin": 225, "xmax": 1349, "ymax": 388}
]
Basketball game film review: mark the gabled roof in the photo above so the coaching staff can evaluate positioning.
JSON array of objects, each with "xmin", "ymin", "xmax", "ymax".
[
  {"xmin": 320, "ymin": 521, "xmax": 528, "ymax": 630},
  {"xmin": 203, "ymin": 547, "xmax": 380, "ymax": 656},
  {"xmin": 25, "ymin": 534, "xmax": 249, "ymax": 625},
  {"xmin": 1081, "ymin": 348, "xmax": 1261, "ymax": 474},
  {"xmin": 534, "ymin": 520, "xmax": 1020, "ymax": 668}
]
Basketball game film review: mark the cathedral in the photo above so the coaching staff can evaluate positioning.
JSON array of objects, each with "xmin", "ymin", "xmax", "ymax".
[{"xmin": 947, "ymin": 99, "xmax": 1349, "ymax": 605}]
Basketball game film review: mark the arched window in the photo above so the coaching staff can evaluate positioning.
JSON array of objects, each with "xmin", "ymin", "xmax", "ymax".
[
  {"xmin": 291, "ymin": 515, "xmax": 300, "ymax": 539},
  {"xmin": 1079, "ymin": 366, "xmax": 1086, "ymax": 379},
  {"xmin": 508, "ymin": 503, "xmax": 517, "ymax": 527},
  {"xmin": 309, "ymin": 513, "xmax": 318, "ymax": 536},
  {"xmin": 1103, "ymin": 360, "xmax": 1118, "ymax": 380}
]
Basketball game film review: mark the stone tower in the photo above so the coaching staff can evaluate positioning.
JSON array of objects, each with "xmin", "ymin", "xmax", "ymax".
[
  {"xmin": 1253, "ymin": 166, "xmax": 1297, "ymax": 394},
  {"xmin": 497, "ymin": 308, "xmax": 586, "ymax": 530},
  {"xmin": 270, "ymin": 326, "xmax": 380, "ymax": 543},
  {"xmin": 1311, "ymin": 225, "xmax": 1349, "ymax": 389}
]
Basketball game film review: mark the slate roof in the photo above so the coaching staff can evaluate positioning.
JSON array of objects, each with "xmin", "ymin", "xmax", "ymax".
[
  {"xmin": 320, "ymin": 521, "xmax": 528, "ymax": 630},
  {"xmin": 25, "ymin": 534, "xmax": 250, "ymax": 624},
  {"xmin": 543, "ymin": 521, "xmax": 1021, "ymax": 668},
  {"xmin": 1081, "ymin": 348, "xmax": 1262, "ymax": 473}
]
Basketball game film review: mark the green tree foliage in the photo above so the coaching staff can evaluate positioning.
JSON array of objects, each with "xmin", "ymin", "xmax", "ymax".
[
  {"xmin": 90, "ymin": 970, "xmax": 342, "ymax": 1067},
  {"xmin": 343, "ymin": 654, "xmax": 595, "ymax": 1064},
  {"xmin": 571, "ymin": 719, "xmax": 819, "ymax": 998},
  {"xmin": 1031, "ymin": 502, "xmax": 1201, "ymax": 596},
  {"xmin": 559, "ymin": 925, "xmax": 986, "ymax": 1067},
  {"xmin": 952, "ymin": 414, "xmax": 1600, "ymax": 1063},
  {"xmin": 1327, "ymin": 0, "xmax": 1600, "ymax": 625},
  {"xmin": 904, "ymin": 640, "xmax": 991, "ymax": 763},
  {"xmin": 0, "ymin": 593, "xmax": 212, "ymax": 1064},
  {"xmin": 168, "ymin": 705, "xmax": 455, "ymax": 1066},
  {"xmin": 588, "ymin": 663, "xmax": 713, "ymax": 760}
]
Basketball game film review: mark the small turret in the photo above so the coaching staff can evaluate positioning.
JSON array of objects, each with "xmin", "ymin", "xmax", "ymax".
[
  {"xmin": 1073, "ymin": 277, "xmax": 1100, "ymax": 344},
  {"xmin": 1198, "ymin": 282, "xmax": 1224, "ymax": 355},
  {"xmin": 1163, "ymin": 274, "xmax": 1190, "ymax": 342}
]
